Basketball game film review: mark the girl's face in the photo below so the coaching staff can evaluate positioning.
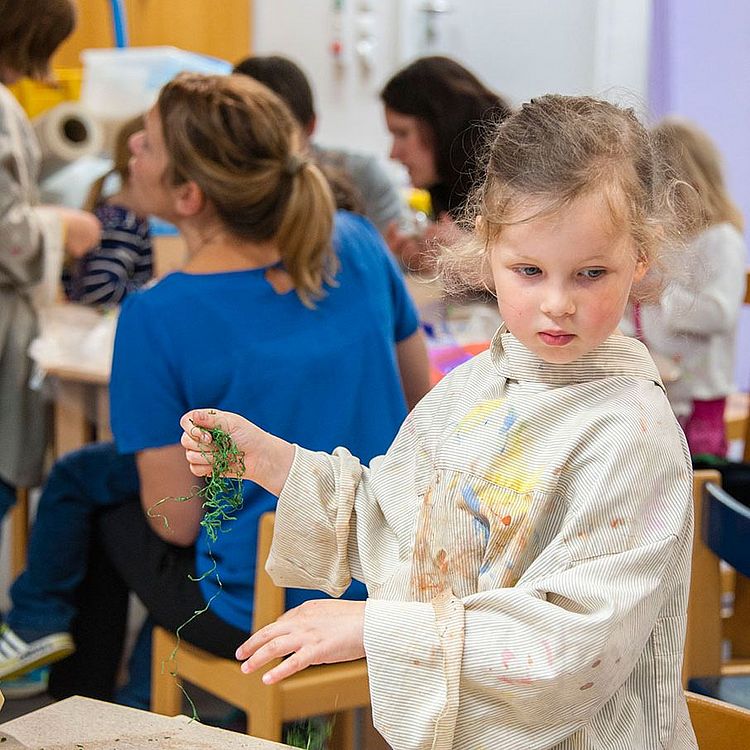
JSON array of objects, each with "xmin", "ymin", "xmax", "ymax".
[
  {"xmin": 128, "ymin": 107, "xmax": 176, "ymax": 222},
  {"xmin": 489, "ymin": 191, "xmax": 646, "ymax": 364},
  {"xmin": 384, "ymin": 107, "xmax": 438, "ymax": 189}
]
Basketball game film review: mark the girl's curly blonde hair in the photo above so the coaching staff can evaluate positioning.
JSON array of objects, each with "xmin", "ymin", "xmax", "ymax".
[{"xmin": 441, "ymin": 95, "xmax": 693, "ymax": 302}]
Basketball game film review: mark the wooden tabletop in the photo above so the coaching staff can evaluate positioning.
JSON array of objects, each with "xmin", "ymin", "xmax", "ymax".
[{"xmin": 0, "ymin": 695, "xmax": 293, "ymax": 749}]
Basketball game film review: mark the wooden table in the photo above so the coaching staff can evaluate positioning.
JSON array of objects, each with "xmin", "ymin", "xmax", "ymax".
[
  {"xmin": 0, "ymin": 695, "xmax": 292, "ymax": 748},
  {"xmin": 45, "ymin": 362, "xmax": 110, "ymax": 458}
]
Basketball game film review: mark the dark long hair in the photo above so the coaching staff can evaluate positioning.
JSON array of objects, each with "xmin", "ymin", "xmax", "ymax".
[{"xmin": 381, "ymin": 56, "xmax": 512, "ymax": 218}]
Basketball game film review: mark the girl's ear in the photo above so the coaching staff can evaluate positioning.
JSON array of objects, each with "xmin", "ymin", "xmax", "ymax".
[
  {"xmin": 173, "ymin": 180, "xmax": 205, "ymax": 218},
  {"xmin": 633, "ymin": 253, "xmax": 649, "ymax": 284}
]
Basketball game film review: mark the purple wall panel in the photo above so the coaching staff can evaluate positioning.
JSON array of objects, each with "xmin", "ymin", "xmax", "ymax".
[{"xmin": 649, "ymin": 0, "xmax": 750, "ymax": 389}]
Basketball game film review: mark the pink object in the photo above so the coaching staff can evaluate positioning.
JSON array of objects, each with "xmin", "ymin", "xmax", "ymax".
[{"xmin": 681, "ymin": 398, "xmax": 728, "ymax": 458}]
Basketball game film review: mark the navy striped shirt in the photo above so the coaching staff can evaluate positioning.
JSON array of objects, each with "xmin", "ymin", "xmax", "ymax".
[{"xmin": 63, "ymin": 202, "xmax": 153, "ymax": 306}]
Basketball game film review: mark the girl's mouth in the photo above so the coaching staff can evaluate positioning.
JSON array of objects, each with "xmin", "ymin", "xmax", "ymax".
[{"xmin": 539, "ymin": 331, "xmax": 575, "ymax": 346}]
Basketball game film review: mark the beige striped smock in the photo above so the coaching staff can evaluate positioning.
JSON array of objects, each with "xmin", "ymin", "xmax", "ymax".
[{"xmin": 268, "ymin": 329, "xmax": 698, "ymax": 749}]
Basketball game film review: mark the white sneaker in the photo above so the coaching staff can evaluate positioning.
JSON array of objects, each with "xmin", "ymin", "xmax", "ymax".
[
  {"xmin": 0, "ymin": 623, "xmax": 75, "ymax": 681},
  {"xmin": 0, "ymin": 666, "xmax": 50, "ymax": 699}
]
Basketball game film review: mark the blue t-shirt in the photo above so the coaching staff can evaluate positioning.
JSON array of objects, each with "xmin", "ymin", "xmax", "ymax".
[{"xmin": 110, "ymin": 211, "xmax": 419, "ymax": 630}]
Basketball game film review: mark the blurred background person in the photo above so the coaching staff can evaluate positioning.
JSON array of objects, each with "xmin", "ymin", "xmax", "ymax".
[
  {"xmin": 234, "ymin": 54, "xmax": 405, "ymax": 236},
  {"xmin": 380, "ymin": 56, "xmax": 512, "ymax": 273}
]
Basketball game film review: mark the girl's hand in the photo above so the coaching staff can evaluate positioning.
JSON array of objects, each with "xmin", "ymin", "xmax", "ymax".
[
  {"xmin": 55, "ymin": 207, "xmax": 102, "ymax": 257},
  {"xmin": 384, "ymin": 220, "xmax": 435, "ymax": 274},
  {"xmin": 235, "ymin": 600, "xmax": 366, "ymax": 684},
  {"xmin": 179, "ymin": 408, "xmax": 295, "ymax": 494},
  {"xmin": 180, "ymin": 409, "xmax": 259, "ymax": 479}
]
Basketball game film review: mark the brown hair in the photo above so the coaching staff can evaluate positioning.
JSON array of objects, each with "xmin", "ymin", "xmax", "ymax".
[
  {"xmin": 444, "ymin": 94, "xmax": 685, "ymax": 299},
  {"xmin": 381, "ymin": 56, "xmax": 512, "ymax": 218},
  {"xmin": 0, "ymin": 0, "xmax": 76, "ymax": 80},
  {"xmin": 157, "ymin": 73, "xmax": 336, "ymax": 307},
  {"xmin": 83, "ymin": 114, "xmax": 145, "ymax": 212},
  {"xmin": 652, "ymin": 117, "xmax": 743, "ymax": 234}
]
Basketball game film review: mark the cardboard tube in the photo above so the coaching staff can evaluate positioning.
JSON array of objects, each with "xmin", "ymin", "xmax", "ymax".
[{"xmin": 33, "ymin": 102, "xmax": 104, "ymax": 179}]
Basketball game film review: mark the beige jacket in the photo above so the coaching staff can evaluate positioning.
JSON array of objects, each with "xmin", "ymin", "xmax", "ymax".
[
  {"xmin": 0, "ymin": 84, "xmax": 61, "ymax": 487},
  {"xmin": 269, "ymin": 330, "xmax": 698, "ymax": 749}
]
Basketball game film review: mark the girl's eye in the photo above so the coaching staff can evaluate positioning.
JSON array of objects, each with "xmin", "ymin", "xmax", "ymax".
[
  {"xmin": 515, "ymin": 266, "xmax": 541, "ymax": 277},
  {"xmin": 581, "ymin": 268, "xmax": 606, "ymax": 280}
]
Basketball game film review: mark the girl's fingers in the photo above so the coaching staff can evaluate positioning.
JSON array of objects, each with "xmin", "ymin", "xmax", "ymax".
[
  {"xmin": 238, "ymin": 633, "xmax": 300, "ymax": 675},
  {"xmin": 235, "ymin": 622, "xmax": 282, "ymax": 660},
  {"xmin": 260, "ymin": 648, "xmax": 313, "ymax": 684},
  {"xmin": 179, "ymin": 408, "xmax": 221, "ymax": 435}
]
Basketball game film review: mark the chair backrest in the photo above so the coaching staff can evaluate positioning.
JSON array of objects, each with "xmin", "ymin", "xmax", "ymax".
[
  {"xmin": 686, "ymin": 690, "xmax": 750, "ymax": 749},
  {"xmin": 702, "ymin": 481, "xmax": 750, "ymax": 578},
  {"xmin": 251, "ymin": 511, "xmax": 285, "ymax": 633}
]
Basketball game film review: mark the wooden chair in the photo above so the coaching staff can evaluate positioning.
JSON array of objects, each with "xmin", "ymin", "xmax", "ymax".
[
  {"xmin": 724, "ymin": 269, "xmax": 750, "ymax": 462},
  {"xmin": 9, "ymin": 488, "xmax": 30, "ymax": 577},
  {"xmin": 151, "ymin": 512, "xmax": 371, "ymax": 745},
  {"xmin": 684, "ymin": 471, "xmax": 750, "ymax": 706},
  {"xmin": 686, "ymin": 690, "xmax": 750, "ymax": 749}
]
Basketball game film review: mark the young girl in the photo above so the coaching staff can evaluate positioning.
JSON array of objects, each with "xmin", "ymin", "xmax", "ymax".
[
  {"xmin": 0, "ymin": 0, "xmax": 100, "ymax": 544},
  {"xmin": 626, "ymin": 117, "xmax": 747, "ymax": 460},
  {"xmin": 63, "ymin": 114, "xmax": 154, "ymax": 306},
  {"xmin": 181, "ymin": 95, "xmax": 697, "ymax": 748}
]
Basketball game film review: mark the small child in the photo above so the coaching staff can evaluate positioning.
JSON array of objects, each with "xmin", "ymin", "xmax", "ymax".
[
  {"xmin": 181, "ymin": 96, "xmax": 697, "ymax": 748},
  {"xmin": 626, "ymin": 117, "xmax": 747, "ymax": 460},
  {"xmin": 63, "ymin": 115, "xmax": 153, "ymax": 306}
]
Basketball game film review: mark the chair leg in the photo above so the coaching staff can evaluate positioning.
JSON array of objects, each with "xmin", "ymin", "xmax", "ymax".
[
  {"xmin": 360, "ymin": 708, "xmax": 389, "ymax": 750},
  {"xmin": 10, "ymin": 488, "xmax": 30, "ymax": 578},
  {"xmin": 151, "ymin": 627, "xmax": 183, "ymax": 717},
  {"xmin": 244, "ymin": 693, "xmax": 283, "ymax": 742},
  {"xmin": 726, "ymin": 574, "xmax": 750, "ymax": 660},
  {"xmin": 330, "ymin": 709, "xmax": 356, "ymax": 750}
]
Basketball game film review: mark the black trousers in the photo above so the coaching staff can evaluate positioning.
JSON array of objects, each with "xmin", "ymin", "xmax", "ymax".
[{"xmin": 49, "ymin": 498, "xmax": 247, "ymax": 701}]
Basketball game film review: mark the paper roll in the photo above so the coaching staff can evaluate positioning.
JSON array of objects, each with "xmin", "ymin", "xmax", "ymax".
[{"xmin": 33, "ymin": 102, "xmax": 104, "ymax": 179}]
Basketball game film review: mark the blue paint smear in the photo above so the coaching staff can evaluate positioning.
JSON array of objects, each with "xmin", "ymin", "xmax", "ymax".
[{"xmin": 462, "ymin": 486, "xmax": 490, "ymax": 548}]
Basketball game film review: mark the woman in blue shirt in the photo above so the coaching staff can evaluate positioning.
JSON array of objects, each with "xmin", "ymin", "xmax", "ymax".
[{"xmin": 0, "ymin": 72, "xmax": 429, "ymax": 703}]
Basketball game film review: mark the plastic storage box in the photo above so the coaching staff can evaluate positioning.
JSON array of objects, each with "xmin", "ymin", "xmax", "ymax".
[
  {"xmin": 80, "ymin": 46, "xmax": 231, "ymax": 121},
  {"xmin": 8, "ymin": 68, "xmax": 83, "ymax": 118}
]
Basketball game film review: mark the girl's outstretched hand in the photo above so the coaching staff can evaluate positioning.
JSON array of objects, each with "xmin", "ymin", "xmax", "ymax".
[
  {"xmin": 235, "ymin": 600, "xmax": 366, "ymax": 684},
  {"xmin": 179, "ymin": 409, "xmax": 295, "ymax": 495},
  {"xmin": 180, "ymin": 409, "xmax": 255, "ymax": 479}
]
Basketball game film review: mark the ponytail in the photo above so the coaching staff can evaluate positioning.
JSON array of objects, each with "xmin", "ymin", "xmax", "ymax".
[{"xmin": 275, "ymin": 159, "xmax": 338, "ymax": 308}]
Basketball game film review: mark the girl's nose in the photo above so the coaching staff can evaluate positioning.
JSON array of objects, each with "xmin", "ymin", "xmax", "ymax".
[{"xmin": 540, "ymin": 287, "xmax": 576, "ymax": 317}]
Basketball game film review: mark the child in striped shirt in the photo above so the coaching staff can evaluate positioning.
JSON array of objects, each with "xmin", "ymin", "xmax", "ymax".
[
  {"xmin": 180, "ymin": 96, "xmax": 697, "ymax": 749},
  {"xmin": 63, "ymin": 115, "xmax": 153, "ymax": 306}
]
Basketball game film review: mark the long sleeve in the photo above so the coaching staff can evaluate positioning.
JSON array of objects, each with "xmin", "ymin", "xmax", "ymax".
[
  {"xmin": 0, "ymin": 87, "xmax": 45, "ymax": 288},
  {"xmin": 659, "ymin": 224, "xmax": 746, "ymax": 336},
  {"xmin": 0, "ymin": 88, "xmax": 60, "ymax": 486},
  {"xmin": 64, "ymin": 204, "xmax": 152, "ymax": 306},
  {"xmin": 635, "ymin": 223, "xmax": 747, "ymax": 410},
  {"xmin": 267, "ymin": 420, "xmax": 430, "ymax": 596}
]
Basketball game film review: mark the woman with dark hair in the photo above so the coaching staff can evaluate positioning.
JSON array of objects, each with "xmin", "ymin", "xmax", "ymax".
[{"xmin": 381, "ymin": 56, "xmax": 512, "ymax": 271}]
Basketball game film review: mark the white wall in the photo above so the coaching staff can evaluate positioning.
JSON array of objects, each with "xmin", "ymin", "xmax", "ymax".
[{"xmin": 253, "ymin": 0, "xmax": 651, "ymax": 161}]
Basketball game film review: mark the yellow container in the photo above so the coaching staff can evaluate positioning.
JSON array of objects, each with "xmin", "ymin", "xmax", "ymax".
[
  {"xmin": 7, "ymin": 68, "xmax": 83, "ymax": 118},
  {"xmin": 407, "ymin": 188, "xmax": 432, "ymax": 217}
]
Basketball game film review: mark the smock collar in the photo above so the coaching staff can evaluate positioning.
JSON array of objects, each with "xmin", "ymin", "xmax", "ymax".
[{"xmin": 490, "ymin": 325, "xmax": 664, "ymax": 391}]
